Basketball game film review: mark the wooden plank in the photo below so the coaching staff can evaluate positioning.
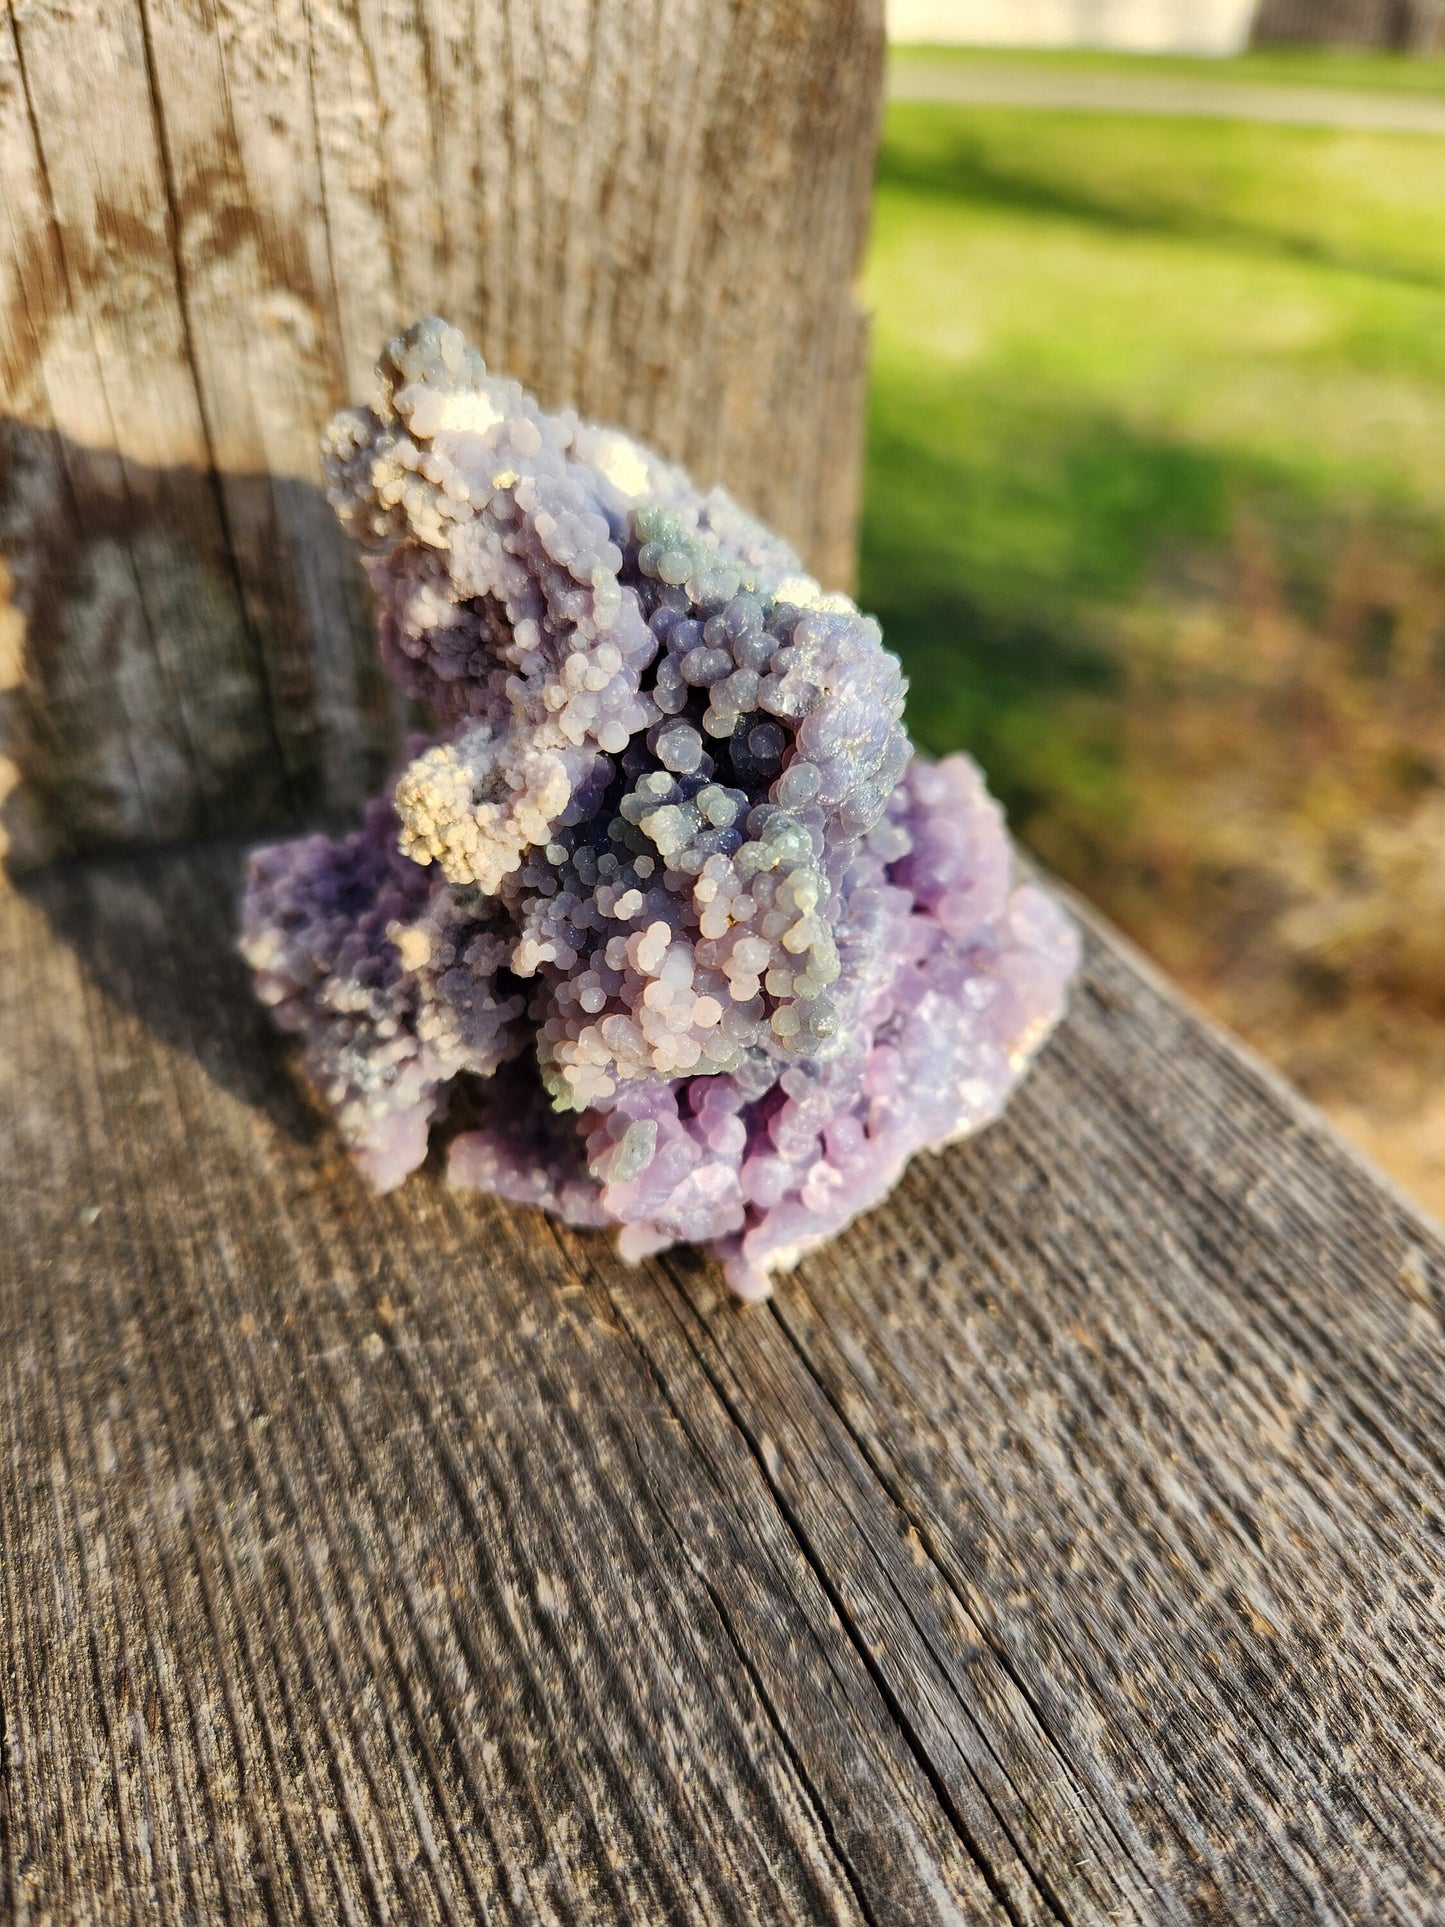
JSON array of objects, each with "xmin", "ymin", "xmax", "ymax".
[
  {"xmin": 5, "ymin": 840, "xmax": 1445, "ymax": 1922},
  {"xmin": 1, "ymin": 0, "xmax": 884, "ymax": 868}
]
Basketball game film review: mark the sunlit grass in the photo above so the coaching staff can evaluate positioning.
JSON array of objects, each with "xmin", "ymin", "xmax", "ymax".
[{"xmin": 861, "ymin": 84, "xmax": 1445, "ymax": 1207}]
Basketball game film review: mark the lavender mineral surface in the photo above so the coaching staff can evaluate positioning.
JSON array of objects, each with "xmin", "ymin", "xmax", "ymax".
[{"xmin": 240, "ymin": 319, "xmax": 1080, "ymax": 1300}]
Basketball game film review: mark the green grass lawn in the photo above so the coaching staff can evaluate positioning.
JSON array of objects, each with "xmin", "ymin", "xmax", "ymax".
[{"xmin": 859, "ymin": 75, "xmax": 1445, "ymax": 1205}]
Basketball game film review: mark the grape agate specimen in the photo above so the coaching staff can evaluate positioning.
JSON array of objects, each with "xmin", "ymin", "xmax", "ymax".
[{"xmin": 240, "ymin": 319, "xmax": 1079, "ymax": 1299}]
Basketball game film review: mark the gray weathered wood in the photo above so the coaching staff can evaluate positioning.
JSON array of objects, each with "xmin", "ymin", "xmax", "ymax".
[
  {"xmin": 0, "ymin": 0, "xmax": 883, "ymax": 868},
  {"xmin": 6, "ymin": 838, "xmax": 1445, "ymax": 1924}
]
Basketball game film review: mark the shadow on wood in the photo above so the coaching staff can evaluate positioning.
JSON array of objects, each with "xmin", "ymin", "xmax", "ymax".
[
  {"xmin": 0, "ymin": 418, "xmax": 394, "ymax": 870},
  {"xmin": 16, "ymin": 841, "xmax": 323, "ymax": 1148}
]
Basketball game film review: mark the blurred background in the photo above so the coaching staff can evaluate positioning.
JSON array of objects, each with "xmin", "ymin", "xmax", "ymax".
[{"xmin": 866, "ymin": 0, "xmax": 1445, "ymax": 1212}]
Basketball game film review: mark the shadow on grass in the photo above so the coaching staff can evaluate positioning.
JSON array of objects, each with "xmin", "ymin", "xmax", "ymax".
[
  {"xmin": 860, "ymin": 392, "xmax": 1239, "ymax": 828},
  {"xmin": 861, "ymin": 372, "xmax": 1445, "ymax": 859},
  {"xmin": 870, "ymin": 583, "xmax": 1122, "ymax": 830},
  {"xmin": 877, "ymin": 119, "xmax": 1445, "ymax": 293}
]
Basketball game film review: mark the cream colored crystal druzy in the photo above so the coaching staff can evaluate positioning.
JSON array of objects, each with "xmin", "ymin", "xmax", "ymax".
[{"xmin": 393, "ymin": 722, "xmax": 571, "ymax": 892}]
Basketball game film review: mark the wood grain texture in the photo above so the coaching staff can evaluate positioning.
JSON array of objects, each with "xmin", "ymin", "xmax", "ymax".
[
  {"xmin": 0, "ymin": 0, "xmax": 883, "ymax": 868},
  {"xmin": 5, "ymin": 839, "xmax": 1445, "ymax": 1924}
]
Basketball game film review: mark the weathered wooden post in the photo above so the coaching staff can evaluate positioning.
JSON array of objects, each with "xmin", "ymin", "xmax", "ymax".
[{"xmin": 0, "ymin": 0, "xmax": 884, "ymax": 867}]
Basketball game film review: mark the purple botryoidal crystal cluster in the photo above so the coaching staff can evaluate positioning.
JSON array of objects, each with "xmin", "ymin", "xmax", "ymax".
[{"xmin": 240, "ymin": 319, "xmax": 1079, "ymax": 1299}]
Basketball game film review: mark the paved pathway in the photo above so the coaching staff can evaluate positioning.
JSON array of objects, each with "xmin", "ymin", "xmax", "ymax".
[{"xmin": 888, "ymin": 57, "xmax": 1445, "ymax": 134}]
